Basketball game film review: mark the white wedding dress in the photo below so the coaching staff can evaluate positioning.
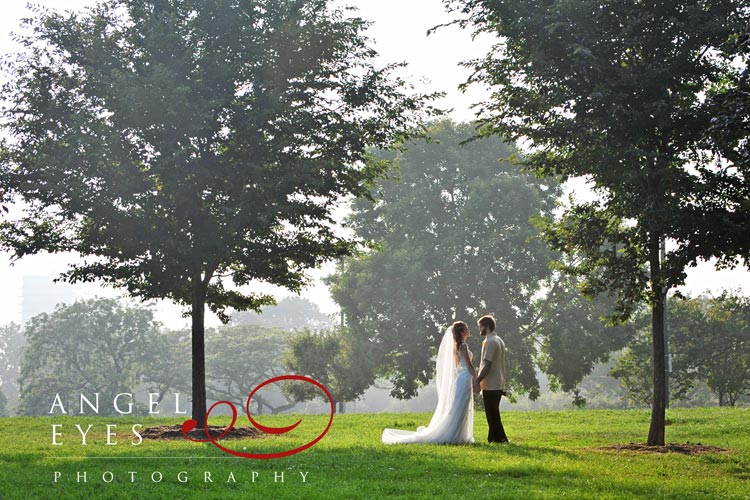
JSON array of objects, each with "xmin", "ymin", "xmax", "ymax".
[{"xmin": 382, "ymin": 327, "xmax": 475, "ymax": 445}]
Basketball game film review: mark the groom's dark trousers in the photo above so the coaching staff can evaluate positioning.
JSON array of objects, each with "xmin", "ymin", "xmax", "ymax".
[{"xmin": 482, "ymin": 390, "xmax": 509, "ymax": 443}]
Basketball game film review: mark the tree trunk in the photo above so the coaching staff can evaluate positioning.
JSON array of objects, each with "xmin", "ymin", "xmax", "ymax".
[
  {"xmin": 647, "ymin": 237, "xmax": 667, "ymax": 446},
  {"xmin": 191, "ymin": 273, "xmax": 208, "ymax": 430},
  {"xmin": 454, "ymin": 305, "xmax": 469, "ymax": 324}
]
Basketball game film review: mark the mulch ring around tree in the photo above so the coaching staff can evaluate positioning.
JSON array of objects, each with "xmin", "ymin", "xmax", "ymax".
[
  {"xmin": 140, "ymin": 425, "xmax": 264, "ymax": 441},
  {"xmin": 597, "ymin": 442, "xmax": 730, "ymax": 455}
]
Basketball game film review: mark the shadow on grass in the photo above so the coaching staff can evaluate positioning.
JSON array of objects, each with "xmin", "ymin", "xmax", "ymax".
[
  {"xmin": 4, "ymin": 432, "xmax": 748, "ymax": 500},
  {"xmin": 265, "ymin": 445, "xmax": 723, "ymax": 500},
  {"xmin": 479, "ymin": 441, "xmax": 581, "ymax": 460}
]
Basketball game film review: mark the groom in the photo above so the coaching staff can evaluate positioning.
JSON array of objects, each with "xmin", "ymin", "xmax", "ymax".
[{"xmin": 473, "ymin": 314, "xmax": 509, "ymax": 443}]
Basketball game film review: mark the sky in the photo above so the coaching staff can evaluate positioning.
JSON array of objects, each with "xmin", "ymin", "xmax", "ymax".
[{"xmin": 0, "ymin": 0, "xmax": 748, "ymax": 329}]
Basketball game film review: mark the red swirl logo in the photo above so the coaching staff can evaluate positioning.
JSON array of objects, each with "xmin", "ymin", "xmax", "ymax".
[{"xmin": 181, "ymin": 375, "xmax": 334, "ymax": 459}]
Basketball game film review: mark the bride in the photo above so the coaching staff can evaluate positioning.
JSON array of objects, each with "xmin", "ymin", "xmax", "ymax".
[{"xmin": 382, "ymin": 321, "xmax": 477, "ymax": 444}]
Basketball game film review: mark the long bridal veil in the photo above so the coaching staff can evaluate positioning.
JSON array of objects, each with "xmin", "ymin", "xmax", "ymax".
[
  {"xmin": 429, "ymin": 326, "xmax": 459, "ymax": 428},
  {"xmin": 382, "ymin": 326, "xmax": 473, "ymax": 444}
]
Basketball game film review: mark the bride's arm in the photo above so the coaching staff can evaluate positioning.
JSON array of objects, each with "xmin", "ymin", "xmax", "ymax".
[{"xmin": 460, "ymin": 344, "xmax": 478, "ymax": 379}]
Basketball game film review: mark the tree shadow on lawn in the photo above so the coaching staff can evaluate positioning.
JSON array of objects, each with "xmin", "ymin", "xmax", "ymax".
[
  {"xmin": 696, "ymin": 453, "xmax": 750, "ymax": 481},
  {"xmin": 480, "ymin": 441, "xmax": 581, "ymax": 460},
  {"xmin": 291, "ymin": 446, "xmax": 719, "ymax": 499},
  {"xmin": 3, "ymin": 444, "xmax": 742, "ymax": 500}
]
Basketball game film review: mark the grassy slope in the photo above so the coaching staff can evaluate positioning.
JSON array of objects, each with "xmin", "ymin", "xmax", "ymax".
[{"xmin": 0, "ymin": 408, "xmax": 748, "ymax": 499}]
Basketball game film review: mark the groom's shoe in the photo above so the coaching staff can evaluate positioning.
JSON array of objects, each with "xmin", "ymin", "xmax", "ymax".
[{"xmin": 489, "ymin": 437, "xmax": 510, "ymax": 443}]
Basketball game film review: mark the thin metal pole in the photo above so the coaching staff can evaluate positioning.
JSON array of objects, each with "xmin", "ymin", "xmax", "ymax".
[{"xmin": 661, "ymin": 237, "xmax": 670, "ymax": 408}]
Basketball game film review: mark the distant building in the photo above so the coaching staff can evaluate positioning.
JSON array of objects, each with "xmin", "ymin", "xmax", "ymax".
[{"xmin": 21, "ymin": 275, "xmax": 77, "ymax": 324}]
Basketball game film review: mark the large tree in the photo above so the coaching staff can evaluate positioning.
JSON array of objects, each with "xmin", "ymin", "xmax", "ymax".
[
  {"xmin": 329, "ymin": 120, "xmax": 624, "ymax": 399},
  {"xmin": 447, "ymin": 0, "xmax": 750, "ymax": 445},
  {"xmin": 0, "ymin": 0, "xmax": 435, "ymax": 428}
]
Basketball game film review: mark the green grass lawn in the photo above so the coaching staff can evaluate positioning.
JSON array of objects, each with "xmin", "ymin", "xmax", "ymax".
[{"xmin": 0, "ymin": 407, "xmax": 748, "ymax": 499}]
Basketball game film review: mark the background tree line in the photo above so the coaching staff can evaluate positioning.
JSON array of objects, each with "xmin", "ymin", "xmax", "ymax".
[
  {"xmin": 1, "ymin": 286, "xmax": 747, "ymax": 418},
  {"xmin": 0, "ymin": 296, "xmax": 344, "ymax": 417},
  {"xmin": 612, "ymin": 292, "xmax": 750, "ymax": 408}
]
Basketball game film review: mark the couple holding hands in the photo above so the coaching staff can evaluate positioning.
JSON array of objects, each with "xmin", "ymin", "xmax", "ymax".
[{"xmin": 382, "ymin": 315, "xmax": 509, "ymax": 445}]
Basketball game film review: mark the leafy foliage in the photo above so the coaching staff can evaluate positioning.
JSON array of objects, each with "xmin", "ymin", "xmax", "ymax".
[
  {"xmin": 688, "ymin": 292, "xmax": 750, "ymax": 406},
  {"xmin": 0, "ymin": 323, "xmax": 24, "ymax": 415},
  {"xmin": 702, "ymin": 31, "xmax": 750, "ymax": 183},
  {"xmin": 17, "ymin": 298, "xmax": 163, "ymax": 416},
  {"xmin": 612, "ymin": 292, "xmax": 750, "ymax": 407},
  {"xmin": 0, "ymin": 0, "xmax": 437, "ymax": 426},
  {"xmin": 447, "ymin": 0, "xmax": 750, "ymax": 313},
  {"xmin": 283, "ymin": 327, "xmax": 377, "ymax": 411},
  {"xmin": 446, "ymin": 0, "xmax": 750, "ymax": 445},
  {"xmin": 329, "ymin": 120, "xmax": 624, "ymax": 400},
  {"xmin": 205, "ymin": 324, "xmax": 300, "ymax": 415},
  {"xmin": 535, "ymin": 274, "xmax": 629, "ymax": 393}
]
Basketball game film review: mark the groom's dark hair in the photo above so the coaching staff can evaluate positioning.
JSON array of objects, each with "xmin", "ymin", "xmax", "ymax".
[{"xmin": 478, "ymin": 315, "xmax": 496, "ymax": 332}]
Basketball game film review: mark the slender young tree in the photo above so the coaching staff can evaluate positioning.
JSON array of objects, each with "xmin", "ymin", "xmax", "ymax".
[
  {"xmin": 0, "ymin": 0, "xmax": 436, "ymax": 428},
  {"xmin": 447, "ymin": 0, "xmax": 750, "ymax": 445}
]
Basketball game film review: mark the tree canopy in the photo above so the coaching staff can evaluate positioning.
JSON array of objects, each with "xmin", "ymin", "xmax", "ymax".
[
  {"xmin": 17, "ymin": 298, "xmax": 162, "ymax": 416},
  {"xmin": 447, "ymin": 0, "xmax": 750, "ymax": 445},
  {"xmin": 230, "ymin": 296, "xmax": 333, "ymax": 331},
  {"xmin": 283, "ymin": 326, "xmax": 376, "ymax": 413},
  {"xmin": 329, "ymin": 119, "xmax": 625, "ymax": 400},
  {"xmin": 613, "ymin": 292, "xmax": 750, "ymax": 407},
  {"xmin": 0, "ymin": 323, "xmax": 23, "ymax": 415},
  {"xmin": 0, "ymin": 0, "xmax": 437, "ymax": 427}
]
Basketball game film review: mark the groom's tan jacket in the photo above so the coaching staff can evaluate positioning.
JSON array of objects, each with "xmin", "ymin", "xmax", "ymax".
[{"xmin": 479, "ymin": 333, "xmax": 507, "ymax": 392}]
